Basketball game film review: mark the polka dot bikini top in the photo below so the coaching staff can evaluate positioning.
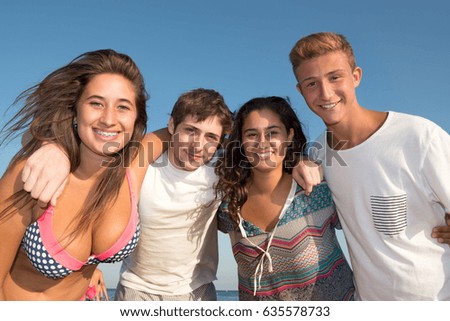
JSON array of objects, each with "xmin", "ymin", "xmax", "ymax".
[{"xmin": 21, "ymin": 170, "xmax": 140, "ymax": 279}]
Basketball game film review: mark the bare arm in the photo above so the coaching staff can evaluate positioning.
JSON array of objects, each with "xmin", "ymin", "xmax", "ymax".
[
  {"xmin": 22, "ymin": 128, "xmax": 171, "ymax": 206},
  {"xmin": 130, "ymin": 128, "xmax": 170, "ymax": 191},
  {"xmin": 0, "ymin": 162, "xmax": 35, "ymax": 300},
  {"xmin": 22, "ymin": 144, "xmax": 70, "ymax": 206}
]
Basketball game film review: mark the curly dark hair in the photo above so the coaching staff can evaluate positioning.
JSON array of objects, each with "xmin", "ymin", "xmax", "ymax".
[{"xmin": 214, "ymin": 96, "xmax": 307, "ymax": 227}]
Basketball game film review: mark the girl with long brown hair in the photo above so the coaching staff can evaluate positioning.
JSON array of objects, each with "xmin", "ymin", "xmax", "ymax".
[
  {"xmin": 0, "ymin": 49, "xmax": 157, "ymax": 300},
  {"xmin": 215, "ymin": 96, "xmax": 355, "ymax": 300}
]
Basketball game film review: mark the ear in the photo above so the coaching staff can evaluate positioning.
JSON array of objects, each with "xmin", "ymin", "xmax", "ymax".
[
  {"xmin": 287, "ymin": 128, "xmax": 294, "ymax": 145},
  {"xmin": 352, "ymin": 66, "xmax": 362, "ymax": 88},
  {"xmin": 296, "ymin": 83, "xmax": 303, "ymax": 95},
  {"xmin": 168, "ymin": 117, "xmax": 175, "ymax": 135}
]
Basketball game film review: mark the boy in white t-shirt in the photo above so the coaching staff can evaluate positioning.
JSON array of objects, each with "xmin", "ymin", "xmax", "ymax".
[
  {"xmin": 114, "ymin": 88, "xmax": 232, "ymax": 300},
  {"xmin": 289, "ymin": 32, "xmax": 450, "ymax": 300}
]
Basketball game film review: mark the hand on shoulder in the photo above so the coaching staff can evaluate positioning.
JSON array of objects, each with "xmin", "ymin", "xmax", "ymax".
[
  {"xmin": 22, "ymin": 143, "xmax": 70, "ymax": 206},
  {"xmin": 292, "ymin": 157, "xmax": 323, "ymax": 196}
]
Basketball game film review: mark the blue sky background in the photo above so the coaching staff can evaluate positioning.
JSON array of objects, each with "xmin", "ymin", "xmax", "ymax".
[{"xmin": 0, "ymin": 0, "xmax": 449, "ymax": 291}]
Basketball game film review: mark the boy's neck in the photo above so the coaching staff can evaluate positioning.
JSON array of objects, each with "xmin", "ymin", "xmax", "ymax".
[{"xmin": 327, "ymin": 108, "xmax": 388, "ymax": 150}]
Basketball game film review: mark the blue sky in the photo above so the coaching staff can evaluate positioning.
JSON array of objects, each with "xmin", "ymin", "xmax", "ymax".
[{"xmin": 0, "ymin": 0, "xmax": 449, "ymax": 290}]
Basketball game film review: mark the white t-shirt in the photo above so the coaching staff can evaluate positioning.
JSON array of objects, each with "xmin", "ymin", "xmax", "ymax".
[
  {"xmin": 312, "ymin": 111, "xmax": 450, "ymax": 300},
  {"xmin": 118, "ymin": 152, "xmax": 219, "ymax": 295}
]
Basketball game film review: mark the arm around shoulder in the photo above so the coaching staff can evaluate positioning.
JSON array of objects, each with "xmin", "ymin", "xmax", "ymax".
[
  {"xmin": 292, "ymin": 157, "xmax": 323, "ymax": 196},
  {"xmin": 140, "ymin": 128, "xmax": 170, "ymax": 164},
  {"xmin": 130, "ymin": 128, "xmax": 170, "ymax": 187},
  {"xmin": 22, "ymin": 143, "xmax": 70, "ymax": 206}
]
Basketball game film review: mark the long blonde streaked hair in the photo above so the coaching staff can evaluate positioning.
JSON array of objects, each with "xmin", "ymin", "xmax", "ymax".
[{"xmin": 0, "ymin": 49, "xmax": 148, "ymax": 238}]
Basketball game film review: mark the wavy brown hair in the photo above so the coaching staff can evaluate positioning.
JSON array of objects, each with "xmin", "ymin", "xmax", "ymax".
[
  {"xmin": 214, "ymin": 96, "xmax": 307, "ymax": 228},
  {"xmin": 170, "ymin": 88, "xmax": 232, "ymax": 140},
  {"xmin": 0, "ymin": 49, "xmax": 148, "ymax": 237}
]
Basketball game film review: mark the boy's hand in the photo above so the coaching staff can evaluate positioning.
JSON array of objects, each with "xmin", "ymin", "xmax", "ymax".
[
  {"xmin": 22, "ymin": 143, "xmax": 70, "ymax": 206},
  {"xmin": 292, "ymin": 158, "xmax": 323, "ymax": 196},
  {"xmin": 432, "ymin": 213, "xmax": 450, "ymax": 245},
  {"xmin": 89, "ymin": 268, "xmax": 109, "ymax": 301}
]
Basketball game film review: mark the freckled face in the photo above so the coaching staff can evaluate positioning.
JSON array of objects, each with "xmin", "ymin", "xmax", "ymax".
[{"xmin": 76, "ymin": 73, "xmax": 137, "ymax": 157}]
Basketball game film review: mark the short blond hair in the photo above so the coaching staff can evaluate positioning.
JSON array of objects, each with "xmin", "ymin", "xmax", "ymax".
[{"xmin": 289, "ymin": 32, "xmax": 356, "ymax": 73}]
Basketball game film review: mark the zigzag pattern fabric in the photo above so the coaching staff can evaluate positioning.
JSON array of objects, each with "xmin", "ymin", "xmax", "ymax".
[{"xmin": 218, "ymin": 182, "xmax": 355, "ymax": 301}]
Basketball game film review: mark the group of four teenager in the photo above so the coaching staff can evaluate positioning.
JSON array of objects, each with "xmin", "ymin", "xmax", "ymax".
[{"xmin": 1, "ymin": 32, "xmax": 449, "ymax": 301}]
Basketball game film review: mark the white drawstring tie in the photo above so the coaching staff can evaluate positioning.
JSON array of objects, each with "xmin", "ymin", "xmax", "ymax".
[
  {"xmin": 238, "ymin": 215, "xmax": 278, "ymax": 295},
  {"xmin": 236, "ymin": 179, "xmax": 296, "ymax": 296}
]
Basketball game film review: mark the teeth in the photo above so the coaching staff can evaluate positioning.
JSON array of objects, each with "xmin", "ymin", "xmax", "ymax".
[
  {"xmin": 321, "ymin": 101, "xmax": 339, "ymax": 110},
  {"xmin": 95, "ymin": 129, "xmax": 118, "ymax": 137},
  {"xmin": 257, "ymin": 152, "xmax": 271, "ymax": 158}
]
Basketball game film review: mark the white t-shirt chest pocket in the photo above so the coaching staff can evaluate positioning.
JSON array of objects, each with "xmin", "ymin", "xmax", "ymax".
[{"xmin": 370, "ymin": 194, "xmax": 407, "ymax": 237}]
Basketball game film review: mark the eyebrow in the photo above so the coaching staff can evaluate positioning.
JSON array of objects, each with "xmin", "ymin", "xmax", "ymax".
[
  {"xmin": 243, "ymin": 125, "xmax": 282, "ymax": 134},
  {"xmin": 184, "ymin": 124, "xmax": 221, "ymax": 139},
  {"xmin": 299, "ymin": 76, "xmax": 315, "ymax": 86},
  {"xmin": 299, "ymin": 69, "xmax": 345, "ymax": 85},
  {"xmin": 207, "ymin": 133, "xmax": 221, "ymax": 140},
  {"xmin": 86, "ymin": 95, "xmax": 134, "ymax": 105}
]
